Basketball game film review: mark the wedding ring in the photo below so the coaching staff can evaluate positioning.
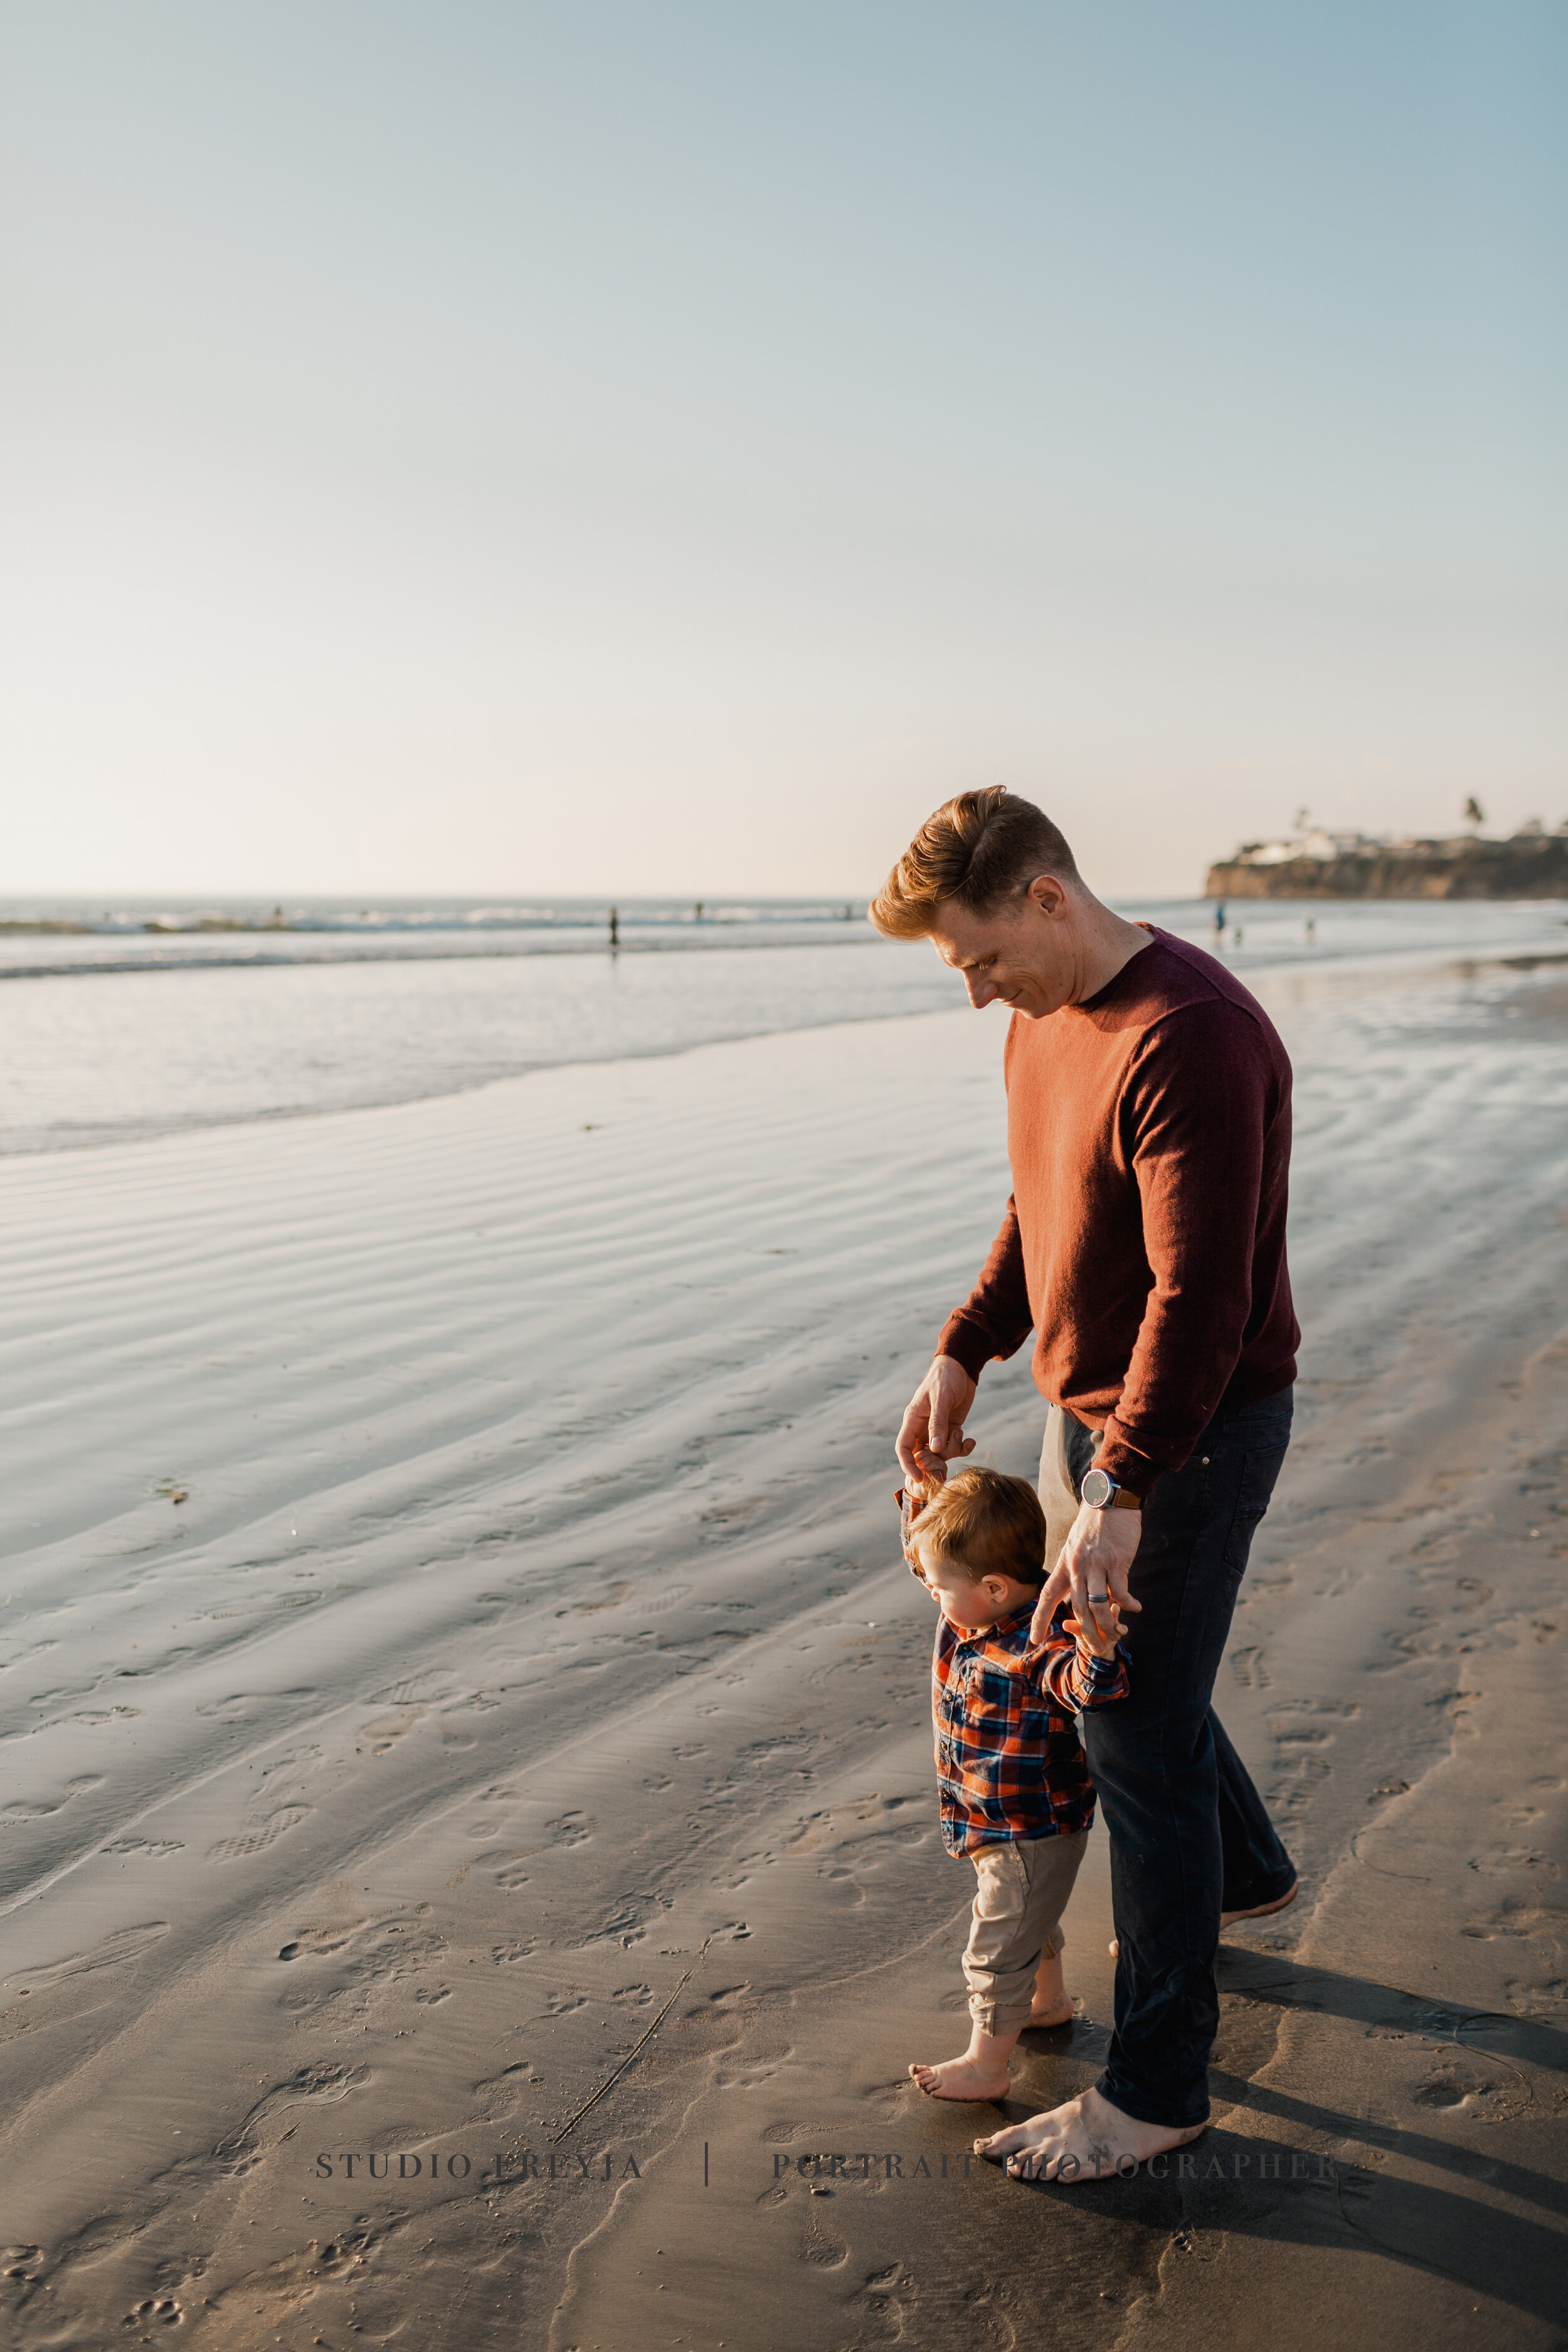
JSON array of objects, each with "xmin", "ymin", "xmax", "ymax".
[{"xmin": 1088, "ymin": 1591, "xmax": 1110, "ymax": 1603}]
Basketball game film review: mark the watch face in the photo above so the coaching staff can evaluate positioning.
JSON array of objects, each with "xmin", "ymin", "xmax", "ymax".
[{"xmin": 1081, "ymin": 1469, "xmax": 1113, "ymax": 1508}]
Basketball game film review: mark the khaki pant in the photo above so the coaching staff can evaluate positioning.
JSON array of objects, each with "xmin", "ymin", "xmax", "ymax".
[
  {"xmin": 963, "ymin": 1828, "xmax": 1090, "ymax": 2036},
  {"xmin": 1039, "ymin": 1400, "xmax": 1088, "ymax": 1572}
]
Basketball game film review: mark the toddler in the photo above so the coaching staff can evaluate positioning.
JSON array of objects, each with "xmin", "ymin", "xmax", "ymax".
[{"xmin": 900, "ymin": 1467, "xmax": 1128, "ymax": 2101}]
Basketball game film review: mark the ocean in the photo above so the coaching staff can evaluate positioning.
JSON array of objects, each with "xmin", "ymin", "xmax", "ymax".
[{"xmin": 3, "ymin": 892, "xmax": 1564, "ymax": 1155}]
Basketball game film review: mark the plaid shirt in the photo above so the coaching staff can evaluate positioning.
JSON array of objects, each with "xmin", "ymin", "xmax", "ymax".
[{"xmin": 898, "ymin": 1487, "xmax": 1130, "ymax": 1857}]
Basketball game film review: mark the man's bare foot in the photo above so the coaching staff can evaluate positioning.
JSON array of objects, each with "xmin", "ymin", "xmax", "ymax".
[
  {"xmin": 909, "ymin": 2054, "xmax": 1011, "ymax": 2101},
  {"xmin": 975, "ymin": 2085, "xmax": 1203, "ymax": 2180},
  {"xmin": 1221, "ymin": 1878, "xmax": 1298, "ymax": 1929},
  {"xmin": 1024, "ymin": 1994, "xmax": 1074, "ymax": 2028}
]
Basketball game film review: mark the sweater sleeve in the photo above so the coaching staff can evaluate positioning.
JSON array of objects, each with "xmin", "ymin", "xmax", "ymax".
[
  {"xmin": 935, "ymin": 1195, "xmax": 1034, "ymax": 1381},
  {"xmin": 1096, "ymin": 1002, "xmax": 1279, "ymax": 1492},
  {"xmin": 1020, "ymin": 1608, "xmax": 1130, "ymax": 1710}
]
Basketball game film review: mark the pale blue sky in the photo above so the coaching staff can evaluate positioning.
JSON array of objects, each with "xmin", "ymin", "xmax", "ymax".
[{"xmin": 3, "ymin": 2, "xmax": 1563, "ymax": 896}]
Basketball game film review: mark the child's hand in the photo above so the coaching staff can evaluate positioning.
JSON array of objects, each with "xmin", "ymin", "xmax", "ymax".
[
  {"xmin": 1064, "ymin": 1596, "xmax": 1123, "ymax": 1660},
  {"xmin": 896, "ymin": 1483, "xmax": 930, "ymax": 1575}
]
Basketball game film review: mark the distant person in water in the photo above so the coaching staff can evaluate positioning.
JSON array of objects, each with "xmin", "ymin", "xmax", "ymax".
[
  {"xmin": 899, "ymin": 1470, "xmax": 1127, "ymax": 2106},
  {"xmin": 874, "ymin": 788, "xmax": 1299, "ymax": 2183},
  {"xmin": 1213, "ymin": 900, "xmax": 1226, "ymax": 938}
]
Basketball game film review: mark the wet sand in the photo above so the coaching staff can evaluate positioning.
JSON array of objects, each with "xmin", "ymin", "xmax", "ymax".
[{"xmin": 2, "ymin": 956, "xmax": 1566, "ymax": 2348}]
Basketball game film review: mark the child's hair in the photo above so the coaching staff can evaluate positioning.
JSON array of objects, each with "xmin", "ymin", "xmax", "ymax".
[{"xmin": 908, "ymin": 1466, "xmax": 1047, "ymax": 1587}]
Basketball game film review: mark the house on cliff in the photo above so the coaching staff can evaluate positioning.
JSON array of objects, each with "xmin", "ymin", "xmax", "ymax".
[{"xmin": 1207, "ymin": 822, "xmax": 1568, "ymax": 900}]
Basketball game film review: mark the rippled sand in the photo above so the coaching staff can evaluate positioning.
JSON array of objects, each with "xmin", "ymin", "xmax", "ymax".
[{"xmin": 3, "ymin": 959, "xmax": 1566, "ymax": 2348}]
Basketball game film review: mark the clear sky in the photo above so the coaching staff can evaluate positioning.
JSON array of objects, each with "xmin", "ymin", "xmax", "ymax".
[{"xmin": 3, "ymin": 1, "xmax": 1564, "ymax": 898}]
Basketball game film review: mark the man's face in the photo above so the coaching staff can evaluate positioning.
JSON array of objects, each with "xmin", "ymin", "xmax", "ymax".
[{"xmin": 926, "ymin": 876, "xmax": 1078, "ymax": 1019}]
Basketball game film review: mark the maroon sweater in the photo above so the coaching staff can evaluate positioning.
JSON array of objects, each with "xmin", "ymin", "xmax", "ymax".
[{"xmin": 936, "ymin": 928, "xmax": 1299, "ymax": 1494}]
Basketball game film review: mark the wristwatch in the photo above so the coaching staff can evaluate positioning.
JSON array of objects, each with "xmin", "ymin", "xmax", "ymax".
[{"xmin": 1080, "ymin": 1466, "xmax": 1142, "ymax": 1512}]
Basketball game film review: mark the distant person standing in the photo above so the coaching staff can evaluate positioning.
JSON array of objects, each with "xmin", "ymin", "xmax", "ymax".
[
  {"xmin": 1213, "ymin": 900, "xmax": 1226, "ymax": 941},
  {"xmin": 876, "ymin": 788, "xmax": 1299, "ymax": 2183},
  {"xmin": 608, "ymin": 906, "xmax": 620, "ymax": 950}
]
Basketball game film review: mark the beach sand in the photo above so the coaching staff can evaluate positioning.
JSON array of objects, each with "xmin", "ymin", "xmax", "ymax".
[{"xmin": 2, "ymin": 955, "xmax": 1566, "ymax": 2348}]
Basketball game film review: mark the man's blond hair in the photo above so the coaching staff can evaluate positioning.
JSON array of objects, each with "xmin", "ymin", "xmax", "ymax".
[{"xmin": 869, "ymin": 788, "xmax": 1079, "ymax": 940}]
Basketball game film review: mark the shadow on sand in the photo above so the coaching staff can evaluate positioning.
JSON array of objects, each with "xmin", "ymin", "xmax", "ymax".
[{"xmin": 978, "ymin": 1949, "xmax": 1568, "ymax": 2331}]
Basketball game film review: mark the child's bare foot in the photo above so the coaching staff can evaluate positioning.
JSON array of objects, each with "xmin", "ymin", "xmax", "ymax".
[
  {"xmin": 1024, "ymin": 1947, "xmax": 1073, "ymax": 2028},
  {"xmin": 909, "ymin": 2020, "xmax": 1019, "ymax": 2100},
  {"xmin": 909, "ymin": 2053, "xmax": 1012, "ymax": 2101}
]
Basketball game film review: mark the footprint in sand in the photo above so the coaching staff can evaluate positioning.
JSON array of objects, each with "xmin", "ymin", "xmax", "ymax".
[
  {"xmin": 180, "ymin": 2060, "xmax": 368, "ymax": 2180},
  {"xmin": 358, "ymin": 1711, "xmax": 423, "ymax": 1751},
  {"xmin": 1459, "ymin": 1899, "xmax": 1568, "ymax": 1948},
  {"xmin": 1505, "ymin": 1975, "xmax": 1568, "ymax": 2016},
  {"xmin": 206, "ymin": 1804, "xmax": 312, "ymax": 1863},
  {"xmin": 1468, "ymin": 1844, "xmax": 1552, "ymax": 1875},
  {"xmin": 699, "ymin": 1499, "xmax": 768, "ymax": 1528},
  {"xmin": 208, "ymin": 1591, "xmax": 319, "ymax": 1620},
  {"xmin": 630, "ymin": 1584, "xmax": 692, "ymax": 1616},
  {"xmin": 800, "ymin": 2220, "xmax": 849, "ymax": 2269},
  {"xmin": 473, "ymin": 2059, "xmax": 536, "ymax": 2103},
  {"xmin": 5, "ymin": 1919, "xmax": 169, "ymax": 1991},
  {"xmin": 1367, "ymin": 1779, "xmax": 1411, "ymax": 1805},
  {"xmin": 569, "ymin": 1582, "xmax": 632, "ymax": 1616},
  {"xmin": 124, "ymin": 2294, "xmax": 183, "ymax": 2326},
  {"xmin": 2, "ymin": 1772, "xmax": 105, "ymax": 1823}
]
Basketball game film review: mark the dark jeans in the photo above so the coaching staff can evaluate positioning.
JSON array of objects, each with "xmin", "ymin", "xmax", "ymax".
[{"xmin": 1064, "ymin": 1389, "xmax": 1296, "ymax": 2129}]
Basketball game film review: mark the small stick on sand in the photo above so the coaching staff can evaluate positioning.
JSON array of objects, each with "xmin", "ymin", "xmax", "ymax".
[{"xmin": 548, "ymin": 1933, "xmax": 714, "ymax": 2144}]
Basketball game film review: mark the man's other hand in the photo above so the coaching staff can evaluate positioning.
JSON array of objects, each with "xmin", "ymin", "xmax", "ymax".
[
  {"xmin": 1032, "ymin": 1503, "xmax": 1143, "ymax": 1646},
  {"xmin": 896, "ymin": 1358, "xmax": 978, "ymax": 1486}
]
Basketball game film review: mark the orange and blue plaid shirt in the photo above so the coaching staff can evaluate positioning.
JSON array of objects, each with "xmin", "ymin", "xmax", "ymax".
[{"xmin": 898, "ymin": 1487, "xmax": 1130, "ymax": 1857}]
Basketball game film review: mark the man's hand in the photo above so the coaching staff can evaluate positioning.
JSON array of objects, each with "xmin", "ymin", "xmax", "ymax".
[
  {"xmin": 1062, "ymin": 1594, "xmax": 1124, "ymax": 1661},
  {"xmin": 1030, "ymin": 1503, "xmax": 1143, "ymax": 1647},
  {"xmin": 896, "ymin": 1357, "xmax": 978, "ymax": 1486}
]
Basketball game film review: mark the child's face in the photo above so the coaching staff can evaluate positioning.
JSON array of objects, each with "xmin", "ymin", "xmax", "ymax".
[{"xmin": 913, "ymin": 1538, "xmax": 1033, "ymax": 1630}]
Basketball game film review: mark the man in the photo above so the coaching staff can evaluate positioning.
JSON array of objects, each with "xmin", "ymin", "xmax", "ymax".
[{"xmin": 876, "ymin": 788, "xmax": 1299, "ymax": 2182}]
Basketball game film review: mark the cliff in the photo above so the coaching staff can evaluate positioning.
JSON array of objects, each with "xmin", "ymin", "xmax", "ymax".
[{"xmin": 1206, "ymin": 830, "xmax": 1568, "ymax": 901}]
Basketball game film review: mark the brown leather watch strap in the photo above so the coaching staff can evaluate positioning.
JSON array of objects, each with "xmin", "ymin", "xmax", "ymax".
[{"xmin": 1084, "ymin": 1463, "xmax": 1143, "ymax": 1510}]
